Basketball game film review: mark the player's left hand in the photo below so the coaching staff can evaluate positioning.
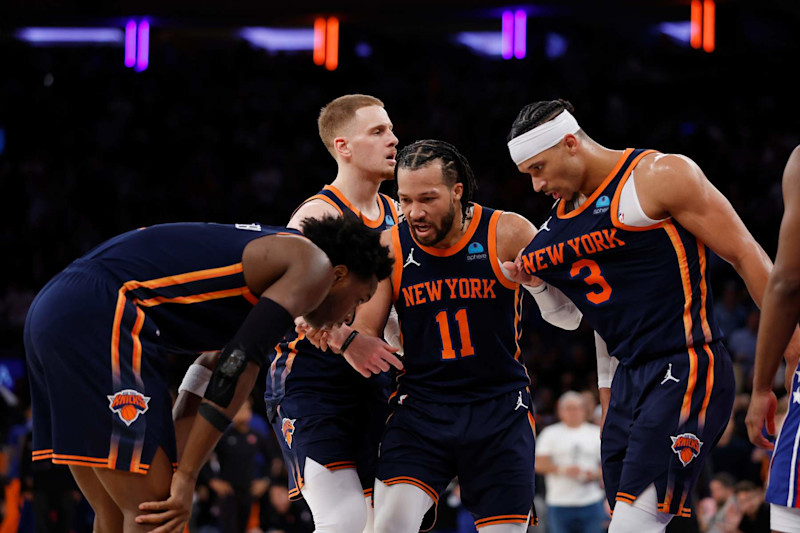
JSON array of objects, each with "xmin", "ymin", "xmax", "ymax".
[
  {"xmin": 745, "ymin": 389, "xmax": 777, "ymax": 450},
  {"xmin": 136, "ymin": 469, "xmax": 195, "ymax": 533},
  {"xmin": 502, "ymin": 249, "xmax": 545, "ymax": 287}
]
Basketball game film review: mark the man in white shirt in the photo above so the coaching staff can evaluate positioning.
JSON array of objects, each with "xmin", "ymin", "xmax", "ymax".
[{"xmin": 535, "ymin": 391, "xmax": 605, "ymax": 533}]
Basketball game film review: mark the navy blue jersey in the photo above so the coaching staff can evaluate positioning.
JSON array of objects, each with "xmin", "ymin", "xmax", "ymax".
[
  {"xmin": 266, "ymin": 186, "xmax": 399, "ymax": 408},
  {"xmin": 520, "ymin": 148, "xmax": 723, "ymax": 366},
  {"xmin": 390, "ymin": 204, "xmax": 527, "ymax": 403},
  {"xmin": 75, "ymin": 222, "xmax": 297, "ymax": 353}
]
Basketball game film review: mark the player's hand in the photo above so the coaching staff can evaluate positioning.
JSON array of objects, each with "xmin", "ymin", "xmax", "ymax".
[
  {"xmin": 341, "ymin": 334, "xmax": 403, "ymax": 377},
  {"xmin": 294, "ymin": 317, "xmax": 310, "ymax": 336},
  {"xmin": 136, "ymin": 469, "xmax": 195, "ymax": 533},
  {"xmin": 502, "ymin": 249, "xmax": 544, "ymax": 287},
  {"xmin": 745, "ymin": 389, "xmax": 777, "ymax": 450}
]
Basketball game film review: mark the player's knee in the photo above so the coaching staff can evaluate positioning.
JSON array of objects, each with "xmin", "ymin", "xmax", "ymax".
[
  {"xmin": 373, "ymin": 483, "xmax": 431, "ymax": 533},
  {"xmin": 312, "ymin": 493, "xmax": 367, "ymax": 533},
  {"xmin": 608, "ymin": 501, "xmax": 672, "ymax": 533}
]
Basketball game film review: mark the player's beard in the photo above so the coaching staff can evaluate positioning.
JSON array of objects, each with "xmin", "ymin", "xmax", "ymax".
[{"xmin": 411, "ymin": 202, "xmax": 457, "ymax": 246}]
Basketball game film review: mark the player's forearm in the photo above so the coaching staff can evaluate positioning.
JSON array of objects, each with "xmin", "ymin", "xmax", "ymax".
[
  {"xmin": 177, "ymin": 363, "xmax": 259, "ymax": 479},
  {"xmin": 753, "ymin": 275, "xmax": 800, "ymax": 392},
  {"xmin": 729, "ymin": 244, "xmax": 773, "ymax": 309}
]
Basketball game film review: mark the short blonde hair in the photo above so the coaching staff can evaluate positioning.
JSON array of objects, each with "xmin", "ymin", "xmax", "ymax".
[{"xmin": 318, "ymin": 94, "xmax": 384, "ymax": 158}]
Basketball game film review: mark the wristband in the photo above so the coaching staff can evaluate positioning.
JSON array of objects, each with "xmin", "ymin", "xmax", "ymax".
[
  {"xmin": 198, "ymin": 402, "xmax": 232, "ymax": 432},
  {"xmin": 339, "ymin": 330, "xmax": 360, "ymax": 354}
]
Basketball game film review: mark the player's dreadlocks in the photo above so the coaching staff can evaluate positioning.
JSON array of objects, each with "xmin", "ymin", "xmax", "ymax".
[
  {"xmin": 507, "ymin": 99, "xmax": 576, "ymax": 142},
  {"xmin": 394, "ymin": 139, "xmax": 477, "ymax": 222}
]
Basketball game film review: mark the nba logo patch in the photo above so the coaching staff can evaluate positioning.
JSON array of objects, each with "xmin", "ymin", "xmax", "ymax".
[
  {"xmin": 670, "ymin": 433, "xmax": 703, "ymax": 466},
  {"xmin": 282, "ymin": 418, "xmax": 297, "ymax": 448},
  {"xmin": 107, "ymin": 389, "xmax": 150, "ymax": 426}
]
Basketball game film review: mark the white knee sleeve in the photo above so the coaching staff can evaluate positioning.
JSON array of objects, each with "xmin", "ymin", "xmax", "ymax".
[
  {"xmin": 374, "ymin": 480, "xmax": 435, "ymax": 533},
  {"xmin": 363, "ymin": 495, "xmax": 374, "ymax": 533},
  {"xmin": 300, "ymin": 458, "xmax": 368, "ymax": 533},
  {"xmin": 608, "ymin": 484, "xmax": 673, "ymax": 533},
  {"xmin": 771, "ymin": 503, "xmax": 800, "ymax": 533}
]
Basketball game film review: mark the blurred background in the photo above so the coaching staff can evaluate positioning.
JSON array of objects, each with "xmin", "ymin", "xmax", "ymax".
[{"xmin": 1, "ymin": 0, "xmax": 798, "ymax": 531}]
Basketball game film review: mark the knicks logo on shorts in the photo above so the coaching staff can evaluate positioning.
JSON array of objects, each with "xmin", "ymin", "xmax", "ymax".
[
  {"xmin": 670, "ymin": 433, "xmax": 703, "ymax": 467},
  {"xmin": 282, "ymin": 418, "xmax": 297, "ymax": 449},
  {"xmin": 107, "ymin": 389, "xmax": 150, "ymax": 426}
]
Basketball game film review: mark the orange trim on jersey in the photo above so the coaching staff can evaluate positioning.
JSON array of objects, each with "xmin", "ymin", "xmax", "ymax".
[
  {"xmin": 32, "ymin": 449, "xmax": 53, "ymax": 456},
  {"xmin": 699, "ymin": 343, "xmax": 715, "ymax": 429},
  {"xmin": 382, "ymin": 476, "xmax": 439, "ymax": 503},
  {"xmin": 130, "ymin": 440, "xmax": 144, "ymax": 473},
  {"xmin": 412, "ymin": 204, "xmax": 484, "ymax": 257},
  {"xmin": 323, "ymin": 185, "xmax": 386, "ymax": 228},
  {"xmin": 131, "ymin": 305, "xmax": 145, "ymax": 388},
  {"xmin": 111, "ymin": 287, "xmax": 127, "ymax": 384},
  {"xmin": 696, "ymin": 241, "xmax": 713, "ymax": 343},
  {"xmin": 514, "ymin": 286, "xmax": 523, "ymax": 363},
  {"xmin": 557, "ymin": 149, "xmax": 634, "ymax": 219},
  {"xmin": 123, "ymin": 263, "xmax": 245, "ymax": 291},
  {"xmin": 664, "ymin": 222, "xmax": 694, "ymax": 347},
  {"xmin": 243, "ymin": 290, "xmax": 259, "ymax": 305},
  {"xmin": 298, "ymin": 193, "xmax": 344, "ymax": 217},
  {"xmin": 382, "ymin": 193, "xmax": 400, "ymax": 224},
  {"xmin": 475, "ymin": 515, "xmax": 529, "ymax": 528},
  {"xmin": 528, "ymin": 411, "xmax": 536, "ymax": 436},
  {"xmin": 390, "ymin": 225, "xmax": 403, "ymax": 303},
  {"xmin": 324, "ymin": 461, "xmax": 356, "ymax": 471},
  {"xmin": 363, "ymin": 488, "xmax": 373, "ymax": 497},
  {"xmin": 107, "ymin": 435, "xmax": 119, "ymax": 470},
  {"xmin": 680, "ymin": 347, "xmax": 699, "ymax": 426},
  {"xmin": 609, "ymin": 150, "xmax": 668, "ymax": 232},
  {"xmin": 616, "ymin": 492, "xmax": 637, "ymax": 503},
  {"xmin": 133, "ymin": 286, "xmax": 255, "ymax": 307},
  {"xmin": 488, "ymin": 210, "xmax": 518, "ymax": 290}
]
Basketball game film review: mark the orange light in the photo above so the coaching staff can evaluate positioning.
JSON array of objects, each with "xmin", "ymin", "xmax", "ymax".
[
  {"xmin": 325, "ymin": 17, "xmax": 339, "ymax": 71},
  {"xmin": 703, "ymin": 0, "xmax": 715, "ymax": 53},
  {"xmin": 313, "ymin": 17, "xmax": 326, "ymax": 66},
  {"xmin": 690, "ymin": 0, "xmax": 702, "ymax": 49}
]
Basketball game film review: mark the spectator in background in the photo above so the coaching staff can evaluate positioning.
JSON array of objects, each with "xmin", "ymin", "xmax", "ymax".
[
  {"xmin": 728, "ymin": 310, "xmax": 760, "ymax": 384},
  {"xmin": 535, "ymin": 391, "xmax": 604, "ymax": 533},
  {"xmin": 206, "ymin": 397, "xmax": 274, "ymax": 533},
  {"xmin": 733, "ymin": 482, "xmax": 769, "ymax": 533},
  {"xmin": 260, "ymin": 484, "xmax": 313, "ymax": 533},
  {"xmin": 713, "ymin": 283, "xmax": 748, "ymax": 338},
  {"xmin": 697, "ymin": 472, "xmax": 740, "ymax": 533}
]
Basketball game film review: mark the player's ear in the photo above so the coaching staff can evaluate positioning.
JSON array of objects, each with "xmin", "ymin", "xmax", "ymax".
[
  {"xmin": 452, "ymin": 182, "xmax": 464, "ymax": 201},
  {"xmin": 334, "ymin": 137, "xmax": 351, "ymax": 159},
  {"xmin": 331, "ymin": 264, "xmax": 350, "ymax": 286}
]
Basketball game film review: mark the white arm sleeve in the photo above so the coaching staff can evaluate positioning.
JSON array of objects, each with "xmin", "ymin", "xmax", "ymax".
[
  {"xmin": 383, "ymin": 305, "xmax": 404, "ymax": 356},
  {"xmin": 595, "ymin": 331, "xmax": 618, "ymax": 388},
  {"xmin": 498, "ymin": 260, "xmax": 582, "ymax": 330}
]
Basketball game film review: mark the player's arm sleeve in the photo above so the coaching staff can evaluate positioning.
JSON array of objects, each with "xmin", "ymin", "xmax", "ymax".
[
  {"xmin": 595, "ymin": 331, "xmax": 618, "ymax": 388},
  {"xmin": 383, "ymin": 305, "xmax": 403, "ymax": 355},
  {"xmin": 498, "ymin": 259, "xmax": 582, "ymax": 330}
]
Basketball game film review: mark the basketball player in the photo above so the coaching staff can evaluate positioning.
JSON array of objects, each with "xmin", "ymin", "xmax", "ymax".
[
  {"xmin": 504, "ymin": 99, "xmax": 800, "ymax": 533},
  {"xmin": 304, "ymin": 139, "xmax": 583, "ymax": 533},
  {"xmin": 746, "ymin": 145, "xmax": 800, "ymax": 532},
  {"xmin": 264, "ymin": 94, "xmax": 401, "ymax": 533},
  {"xmin": 24, "ymin": 216, "xmax": 392, "ymax": 533}
]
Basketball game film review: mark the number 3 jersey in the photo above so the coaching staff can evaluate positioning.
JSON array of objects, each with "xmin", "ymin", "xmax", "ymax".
[
  {"xmin": 520, "ymin": 148, "xmax": 723, "ymax": 367},
  {"xmin": 389, "ymin": 203, "xmax": 528, "ymax": 403}
]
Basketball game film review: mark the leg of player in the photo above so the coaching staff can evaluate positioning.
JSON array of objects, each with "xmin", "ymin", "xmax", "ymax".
[
  {"xmin": 300, "ymin": 458, "xmax": 368, "ymax": 533},
  {"xmin": 608, "ymin": 484, "xmax": 673, "ymax": 533},
  {"xmin": 69, "ymin": 465, "xmax": 124, "ymax": 533},
  {"xmin": 363, "ymin": 494, "xmax": 375, "ymax": 533},
  {"xmin": 92, "ymin": 446, "xmax": 174, "ymax": 531},
  {"xmin": 479, "ymin": 521, "xmax": 530, "ymax": 533},
  {"xmin": 373, "ymin": 480, "xmax": 435, "ymax": 533}
]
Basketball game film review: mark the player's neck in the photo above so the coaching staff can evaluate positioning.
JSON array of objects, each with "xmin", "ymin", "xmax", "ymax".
[
  {"xmin": 581, "ymin": 146, "xmax": 627, "ymax": 197},
  {"xmin": 330, "ymin": 169, "xmax": 385, "ymax": 216},
  {"xmin": 430, "ymin": 208, "xmax": 470, "ymax": 250}
]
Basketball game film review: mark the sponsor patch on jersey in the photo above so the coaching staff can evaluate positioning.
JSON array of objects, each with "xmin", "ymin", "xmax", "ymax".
[
  {"xmin": 282, "ymin": 418, "xmax": 297, "ymax": 449},
  {"xmin": 385, "ymin": 215, "xmax": 395, "ymax": 226},
  {"xmin": 593, "ymin": 195, "xmax": 610, "ymax": 215},
  {"xmin": 107, "ymin": 389, "xmax": 150, "ymax": 426},
  {"xmin": 670, "ymin": 433, "xmax": 703, "ymax": 467},
  {"xmin": 466, "ymin": 241, "xmax": 487, "ymax": 261}
]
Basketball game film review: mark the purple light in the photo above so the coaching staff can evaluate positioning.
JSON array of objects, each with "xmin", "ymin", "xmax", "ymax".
[
  {"xmin": 135, "ymin": 21, "xmax": 149, "ymax": 72},
  {"xmin": 454, "ymin": 32, "xmax": 504, "ymax": 57},
  {"xmin": 124, "ymin": 20, "xmax": 137, "ymax": 67},
  {"xmin": 15, "ymin": 27, "xmax": 123, "ymax": 44},
  {"xmin": 514, "ymin": 10, "xmax": 527, "ymax": 59},
  {"xmin": 501, "ymin": 11, "xmax": 514, "ymax": 60}
]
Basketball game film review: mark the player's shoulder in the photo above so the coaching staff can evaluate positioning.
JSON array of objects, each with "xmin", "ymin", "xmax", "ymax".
[
  {"xmin": 637, "ymin": 152, "xmax": 699, "ymax": 180},
  {"xmin": 288, "ymin": 198, "xmax": 342, "ymax": 230}
]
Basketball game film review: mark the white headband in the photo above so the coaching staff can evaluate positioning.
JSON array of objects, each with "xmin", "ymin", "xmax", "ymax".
[{"xmin": 507, "ymin": 110, "xmax": 581, "ymax": 165}]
